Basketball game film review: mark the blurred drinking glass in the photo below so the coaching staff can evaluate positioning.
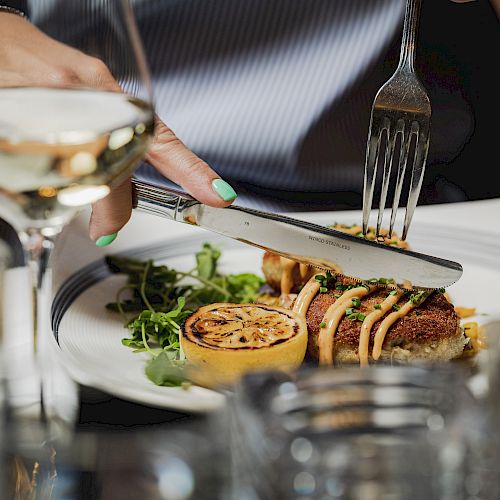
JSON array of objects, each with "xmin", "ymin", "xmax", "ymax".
[
  {"xmin": 228, "ymin": 363, "xmax": 482, "ymax": 500},
  {"xmin": 469, "ymin": 320, "xmax": 500, "ymax": 499},
  {"xmin": 0, "ymin": 0, "xmax": 154, "ymax": 497}
]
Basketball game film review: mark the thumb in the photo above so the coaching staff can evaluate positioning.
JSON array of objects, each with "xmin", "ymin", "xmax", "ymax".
[
  {"xmin": 89, "ymin": 177, "xmax": 132, "ymax": 244},
  {"xmin": 145, "ymin": 116, "xmax": 237, "ymax": 207}
]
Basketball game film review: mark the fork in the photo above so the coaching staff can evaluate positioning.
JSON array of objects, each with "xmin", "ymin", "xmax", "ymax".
[{"xmin": 362, "ymin": 0, "xmax": 431, "ymax": 241}]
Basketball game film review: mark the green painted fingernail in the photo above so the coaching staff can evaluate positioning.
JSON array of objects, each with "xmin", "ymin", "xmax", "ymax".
[
  {"xmin": 212, "ymin": 178, "xmax": 237, "ymax": 201},
  {"xmin": 95, "ymin": 232, "xmax": 118, "ymax": 247}
]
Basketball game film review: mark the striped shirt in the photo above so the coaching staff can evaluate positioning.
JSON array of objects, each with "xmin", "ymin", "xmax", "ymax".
[{"xmin": 6, "ymin": 1, "xmax": 483, "ymax": 210}]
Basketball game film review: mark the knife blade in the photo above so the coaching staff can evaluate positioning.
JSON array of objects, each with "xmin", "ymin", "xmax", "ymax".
[{"xmin": 131, "ymin": 178, "xmax": 462, "ymax": 290}]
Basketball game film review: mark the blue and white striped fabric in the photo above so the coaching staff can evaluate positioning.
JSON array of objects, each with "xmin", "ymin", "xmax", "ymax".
[
  {"xmin": 13, "ymin": 0, "xmax": 486, "ymax": 209},
  {"xmin": 27, "ymin": 1, "xmax": 415, "ymax": 210},
  {"xmin": 129, "ymin": 0, "xmax": 405, "ymax": 206},
  {"xmin": 133, "ymin": 1, "xmax": 403, "ymax": 186}
]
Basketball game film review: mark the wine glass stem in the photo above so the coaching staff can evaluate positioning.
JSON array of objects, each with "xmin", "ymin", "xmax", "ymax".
[{"xmin": 21, "ymin": 229, "xmax": 57, "ymax": 422}]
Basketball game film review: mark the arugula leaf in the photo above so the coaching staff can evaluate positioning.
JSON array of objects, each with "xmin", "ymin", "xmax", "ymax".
[
  {"xmin": 105, "ymin": 243, "xmax": 265, "ymax": 387},
  {"xmin": 121, "ymin": 338, "xmax": 146, "ymax": 350},
  {"xmin": 125, "ymin": 297, "xmax": 189, "ymax": 352},
  {"xmin": 226, "ymin": 273, "xmax": 265, "ymax": 303},
  {"xmin": 195, "ymin": 243, "xmax": 221, "ymax": 280},
  {"xmin": 145, "ymin": 351, "xmax": 188, "ymax": 387}
]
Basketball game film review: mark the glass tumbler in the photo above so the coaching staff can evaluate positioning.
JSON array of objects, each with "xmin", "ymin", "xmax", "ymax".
[
  {"xmin": 468, "ymin": 319, "xmax": 500, "ymax": 499},
  {"xmin": 227, "ymin": 363, "xmax": 482, "ymax": 500}
]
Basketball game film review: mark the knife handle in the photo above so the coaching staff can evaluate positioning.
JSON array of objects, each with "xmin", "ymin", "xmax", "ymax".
[{"xmin": 131, "ymin": 177, "xmax": 197, "ymax": 221}]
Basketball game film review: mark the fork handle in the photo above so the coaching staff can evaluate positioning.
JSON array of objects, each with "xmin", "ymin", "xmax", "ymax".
[{"xmin": 398, "ymin": 0, "xmax": 423, "ymax": 72}]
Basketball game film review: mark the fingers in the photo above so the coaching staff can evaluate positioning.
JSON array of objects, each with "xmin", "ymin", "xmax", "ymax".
[
  {"xmin": 77, "ymin": 56, "xmax": 129, "ymax": 243},
  {"xmin": 77, "ymin": 56, "xmax": 122, "ymax": 92},
  {"xmin": 76, "ymin": 56, "xmax": 130, "ymax": 245},
  {"xmin": 145, "ymin": 116, "xmax": 237, "ymax": 207},
  {"xmin": 88, "ymin": 115, "xmax": 237, "ymax": 245},
  {"xmin": 78, "ymin": 63, "xmax": 236, "ymax": 242},
  {"xmin": 89, "ymin": 177, "xmax": 132, "ymax": 244}
]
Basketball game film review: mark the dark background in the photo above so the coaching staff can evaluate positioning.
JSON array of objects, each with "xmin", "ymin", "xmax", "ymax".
[{"xmin": 227, "ymin": 0, "xmax": 500, "ymax": 210}]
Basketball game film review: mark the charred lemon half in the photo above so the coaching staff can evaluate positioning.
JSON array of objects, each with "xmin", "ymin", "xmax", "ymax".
[{"xmin": 181, "ymin": 302, "xmax": 307, "ymax": 386}]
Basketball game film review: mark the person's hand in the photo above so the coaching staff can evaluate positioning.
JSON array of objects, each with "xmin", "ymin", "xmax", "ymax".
[{"xmin": 0, "ymin": 12, "xmax": 237, "ymax": 246}]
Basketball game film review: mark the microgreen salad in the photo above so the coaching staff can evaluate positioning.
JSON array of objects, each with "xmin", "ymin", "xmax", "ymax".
[{"xmin": 105, "ymin": 243, "xmax": 265, "ymax": 387}]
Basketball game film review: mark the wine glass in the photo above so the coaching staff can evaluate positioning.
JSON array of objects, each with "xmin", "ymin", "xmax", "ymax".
[{"xmin": 0, "ymin": 0, "xmax": 154, "ymax": 493}]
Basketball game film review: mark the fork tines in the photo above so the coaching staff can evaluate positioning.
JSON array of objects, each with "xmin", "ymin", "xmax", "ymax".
[
  {"xmin": 361, "ymin": 0, "xmax": 431, "ymax": 242},
  {"xmin": 362, "ymin": 108, "xmax": 430, "ymax": 242}
]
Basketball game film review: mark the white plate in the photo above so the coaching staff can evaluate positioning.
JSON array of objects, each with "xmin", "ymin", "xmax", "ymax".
[{"xmin": 52, "ymin": 213, "xmax": 500, "ymax": 413}]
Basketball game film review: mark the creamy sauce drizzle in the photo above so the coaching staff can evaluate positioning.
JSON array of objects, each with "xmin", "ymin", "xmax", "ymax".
[
  {"xmin": 372, "ymin": 294, "xmax": 429, "ymax": 360},
  {"xmin": 299, "ymin": 263, "xmax": 311, "ymax": 281},
  {"xmin": 292, "ymin": 272, "xmax": 325, "ymax": 317},
  {"xmin": 280, "ymin": 257, "xmax": 298, "ymax": 295},
  {"xmin": 318, "ymin": 285, "xmax": 376, "ymax": 366},
  {"xmin": 275, "ymin": 232, "xmax": 420, "ymax": 366},
  {"xmin": 279, "ymin": 257, "xmax": 323, "ymax": 296},
  {"xmin": 358, "ymin": 290, "xmax": 404, "ymax": 367}
]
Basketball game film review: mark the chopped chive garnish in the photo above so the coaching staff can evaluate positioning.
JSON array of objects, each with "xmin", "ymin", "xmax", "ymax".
[
  {"xmin": 374, "ymin": 304, "xmax": 382, "ymax": 310},
  {"xmin": 315, "ymin": 272, "xmax": 336, "ymax": 288},
  {"xmin": 348, "ymin": 312, "xmax": 366, "ymax": 321},
  {"xmin": 392, "ymin": 304, "xmax": 401, "ymax": 311},
  {"xmin": 352, "ymin": 298, "xmax": 361, "ymax": 308},
  {"xmin": 334, "ymin": 294, "xmax": 342, "ymax": 299},
  {"xmin": 389, "ymin": 290, "xmax": 398, "ymax": 296},
  {"xmin": 345, "ymin": 307, "xmax": 354, "ymax": 316},
  {"xmin": 319, "ymin": 286, "xmax": 328, "ymax": 293},
  {"xmin": 410, "ymin": 291, "xmax": 428, "ymax": 305},
  {"xmin": 319, "ymin": 322, "xmax": 326, "ymax": 328}
]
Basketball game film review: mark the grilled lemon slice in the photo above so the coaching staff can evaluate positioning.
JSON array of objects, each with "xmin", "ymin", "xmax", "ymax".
[{"xmin": 181, "ymin": 302, "xmax": 308, "ymax": 386}]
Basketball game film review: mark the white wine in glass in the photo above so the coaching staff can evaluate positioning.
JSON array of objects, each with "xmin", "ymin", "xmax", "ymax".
[{"xmin": 0, "ymin": 87, "xmax": 153, "ymax": 231}]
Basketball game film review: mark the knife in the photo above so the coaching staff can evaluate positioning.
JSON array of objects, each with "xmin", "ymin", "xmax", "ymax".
[{"xmin": 131, "ymin": 178, "xmax": 462, "ymax": 290}]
